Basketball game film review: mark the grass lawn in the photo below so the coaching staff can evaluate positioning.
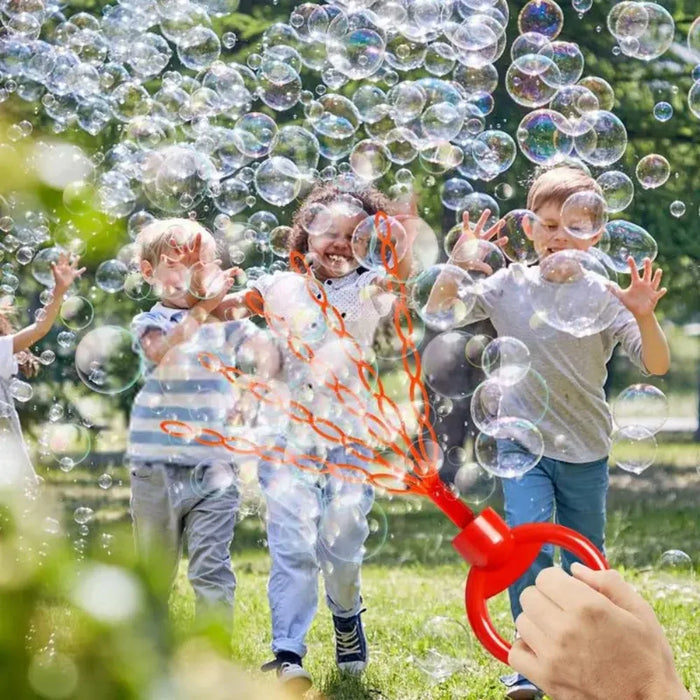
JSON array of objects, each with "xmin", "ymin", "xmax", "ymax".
[{"xmin": 71, "ymin": 440, "xmax": 696, "ymax": 700}]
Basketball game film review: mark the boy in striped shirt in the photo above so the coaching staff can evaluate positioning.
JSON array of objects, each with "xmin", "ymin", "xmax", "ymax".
[{"xmin": 127, "ymin": 218, "xmax": 279, "ymax": 636}]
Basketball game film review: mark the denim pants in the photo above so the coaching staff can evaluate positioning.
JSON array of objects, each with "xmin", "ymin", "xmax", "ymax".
[
  {"xmin": 129, "ymin": 461, "xmax": 240, "ymax": 631},
  {"xmin": 258, "ymin": 443, "xmax": 374, "ymax": 658},
  {"xmin": 501, "ymin": 453, "xmax": 608, "ymax": 621}
]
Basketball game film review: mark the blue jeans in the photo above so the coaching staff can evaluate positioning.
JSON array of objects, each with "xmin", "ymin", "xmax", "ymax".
[
  {"xmin": 258, "ymin": 443, "xmax": 374, "ymax": 658},
  {"xmin": 501, "ymin": 454, "xmax": 608, "ymax": 621}
]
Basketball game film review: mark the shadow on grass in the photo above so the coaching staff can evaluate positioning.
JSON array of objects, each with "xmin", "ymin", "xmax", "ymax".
[{"xmin": 317, "ymin": 670, "xmax": 387, "ymax": 700}]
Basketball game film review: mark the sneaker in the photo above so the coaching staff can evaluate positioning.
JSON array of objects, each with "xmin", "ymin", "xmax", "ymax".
[
  {"xmin": 500, "ymin": 672, "xmax": 544, "ymax": 700},
  {"xmin": 332, "ymin": 608, "xmax": 368, "ymax": 674},
  {"xmin": 261, "ymin": 654, "xmax": 312, "ymax": 693}
]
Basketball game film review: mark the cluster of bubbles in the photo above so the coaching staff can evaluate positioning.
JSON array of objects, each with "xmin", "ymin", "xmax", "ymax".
[
  {"xmin": 0, "ymin": 0, "xmax": 693, "ymax": 567},
  {"xmin": 610, "ymin": 383, "xmax": 668, "ymax": 474}
]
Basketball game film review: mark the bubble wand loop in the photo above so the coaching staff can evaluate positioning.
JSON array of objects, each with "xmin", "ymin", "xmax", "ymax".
[{"xmin": 160, "ymin": 210, "xmax": 608, "ymax": 665}]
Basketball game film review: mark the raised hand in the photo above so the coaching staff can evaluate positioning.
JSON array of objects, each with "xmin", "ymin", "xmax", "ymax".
[
  {"xmin": 609, "ymin": 257, "xmax": 666, "ymax": 319},
  {"xmin": 450, "ymin": 209, "xmax": 507, "ymax": 275},
  {"xmin": 51, "ymin": 252, "xmax": 86, "ymax": 294}
]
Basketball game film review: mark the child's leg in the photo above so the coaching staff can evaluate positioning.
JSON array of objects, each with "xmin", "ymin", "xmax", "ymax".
[
  {"xmin": 501, "ymin": 459, "xmax": 556, "ymax": 621},
  {"xmin": 259, "ymin": 456, "xmax": 322, "ymax": 659},
  {"xmin": 181, "ymin": 464, "xmax": 240, "ymax": 632},
  {"xmin": 318, "ymin": 446, "xmax": 374, "ymax": 616},
  {"xmin": 554, "ymin": 457, "xmax": 609, "ymax": 573},
  {"xmin": 129, "ymin": 463, "xmax": 183, "ymax": 595}
]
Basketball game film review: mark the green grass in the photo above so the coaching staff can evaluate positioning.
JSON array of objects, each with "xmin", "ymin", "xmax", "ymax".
[{"xmin": 43, "ymin": 440, "xmax": 700, "ymax": 699}]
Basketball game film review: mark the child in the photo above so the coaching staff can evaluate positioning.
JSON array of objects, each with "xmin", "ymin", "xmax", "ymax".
[
  {"xmin": 218, "ymin": 183, "xmax": 414, "ymax": 691},
  {"xmin": 0, "ymin": 252, "xmax": 84, "ymax": 489},
  {"xmin": 443, "ymin": 166, "xmax": 669, "ymax": 700},
  {"xmin": 128, "ymin": 218, "xmax": 279, "ymax": 635}
]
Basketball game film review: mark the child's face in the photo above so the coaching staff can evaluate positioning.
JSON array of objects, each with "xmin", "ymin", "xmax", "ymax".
[
  {"xmin": 527, "ymin": 199, "xmax": 603, "ymax": 260},
  {"xmin": 307, "ymin": 201, "xmax": 368, "ymax": 280},
  {"xmin": 141, "ymin": 229, "xmax": 217, "ymax": 307}
]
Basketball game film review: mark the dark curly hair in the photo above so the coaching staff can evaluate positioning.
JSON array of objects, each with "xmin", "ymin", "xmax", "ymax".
[{"xmin": 288, "ymin": 181, "xmax": 391, "ymax": 256}]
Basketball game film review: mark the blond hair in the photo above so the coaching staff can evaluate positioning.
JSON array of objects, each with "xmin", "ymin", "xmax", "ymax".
[
  {"xmin": 136, "ymin": 218, "xmax": 214, "ymax": 266},
  {"xmin": 527, "ymin": 166, "xmax": 603, "ymax": 214}
]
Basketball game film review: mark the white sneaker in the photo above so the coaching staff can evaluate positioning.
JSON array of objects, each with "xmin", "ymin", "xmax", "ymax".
[{"xmin": 261, "ymin": 657, "xmax": 312, "ymax": 693}]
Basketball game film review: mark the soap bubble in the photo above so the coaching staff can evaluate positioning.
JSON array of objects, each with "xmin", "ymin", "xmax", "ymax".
[
  {"xmin": 73, "ymin": 506, "xmax": 95, "ymax": 525},
  {"xmin": 349, "ymin": 139, "xmax": 391, "ymax": 180},
  {"xmin": 459, "ymin": 192, "xmax": 500, "ymax": 229},
  {"xmin": 482, "ymin": 337, "xmax": 531, "ymax": 386},
  {"xmin": 60, "ymin": 296, "xmax": 94, "ymax": 331},
  {"xmin": 690, "ymin": 16, "xmax": 700, "ymax": 53},
  {"xmin": 529, "ymin": 250, "xmax": 617, "ymax": 337},
  {"xmin": 511, "ymin": 31, "xmax": 552, "ymax": 61},
  {"xmin": 539, "ymin": 40, "xmax": 584, "ymax": 85},
  {"xmin": 598, "ymin": 220, "xmax": 658, "ymax": 273},
  {"xmin": 613, "ymin": 384, "xmax": 668, "ymax": 435},
  {"xmin": 608, "ymin": 2, "xmax": 674, "ymax": 61},
  {"xmin": 31, "ymin": 246, "xmax": 62, "ymax": 286},
  {"xmin": 443, "ymin": 233, "xmax": 506, "ymax": 288},
  {"xmin": 98, "ymin": 473, "xmax": 113, "ymax": 489},
  {"xmin": 635, "ymin": 154, "xmax": 670, "ymax": 189},
  {"xmin": 658, "ymin": 550, "xmax": 693, "ymax": 572},
  {"xmin": 465, "ymin": 333, "xmax": 493, "ymax": 368},
  {"xmin": 75, "ymin": 326, "xmax": 143, "ymax": 395},
  {"xmin": 689, "ymin": 80, "xmax": 700, "ymax": 119},
  {"xmin": 471, "ymin": 129, "xmax": 517, "ymax": 179},
  {"xmin": 574, "ymin": 111, "xmax": 627, "ymax": 166},
  {"xmin": 190, "ymin": 459, "xmax": 238, "ymax": 499},
  {"xmin": 475, "ymin": 417, "xmax": 544, "ymax": 478},
  {"xmin": 578, "ymin": 76, "xmax": 615, "ymax": 111},
  {"xmin": 327, "ymin": 13, "xmax": 386, "ymax": 80},
  {"xmin": 596, "ymin": 170, "xmax": 634, "ymax": 213},
  {"xmin": 441, "ymin": 178, "xmax": 474, "ymax": 211},
  {"xmin": 411, "ymin": 264, "xmax": 476, "ymax": 332},
  {"xmin": 177, "ymin": 26, "xmax": 221, "ymax": 71},
  {"xmin": 453, "ymin": 462, "xmax": 496, "ymax": 506},
  {"xmin": 653, "ymin": 101, "xmax": 673, "ymax": 122},
  {"xmin": 506, "ymin": 54, "xmax": 562, "ymax": 108},
  {"xmin": 471, "ymin": 370, "xmax": 550, "ymax": 434},
  {"xmin": 670, "ymin": 200, "xmax": 686, "ymax": 218},
  {"xmin": 516, "ymin": 109, "xmax": 574, "ymax": 165},
  {"xmin": 560, "ymin": 191, "xmax": 608, "ymax": 239},
  {"xmin": 411, "ymin": 616, "xmax": 474, "ymax": 683},
  {"xmin": 254, "ymin": 156, "xmax": 303, "ymax": 206},
  {"xmin": 422, "ymin": 330, "xmax": 480, "ymax": 400},
  {"xmin": 549, "ymin": 85, "xmax": 600, "ymax": 137},
  {"xmin": 95, "ymin": 259, "xmax": 128, "ymax": 293},
  {"xmin": 48, "ymin": 423, "xmax": 91, "ymax": 466},
  {"xmin": 233, "ymin": 112, "xmax": 277, "ymax": 158},
  {"xmin": 351, "ymin": 214, "xmax": 408, "ymax": 271},
  {"xmin": 610, "ymin": 425, "xmax": 656, "ymax": 474},
  {"xmin": 518, "ymin": 0, "xmax": 564, "ymax": 39}
]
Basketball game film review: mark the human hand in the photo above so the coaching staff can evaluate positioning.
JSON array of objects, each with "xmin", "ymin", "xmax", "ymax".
[
  {"xmin": 51, "ymin": 252, "xmax": 85, "ymax": 294},
  {"xmin": 509, "ymin": 564, "xmax": 690, "ymax": 700},
  {"xmin": 609, "ymin": 257, "xmax": 666, "ymax": 320},
  {"xmin": 197, "ymin": 267, "xmax": 241, "ymax": 313},
  {"xmin": 450, "ymin": 209, "xmax": 506, "ymax": 275}
]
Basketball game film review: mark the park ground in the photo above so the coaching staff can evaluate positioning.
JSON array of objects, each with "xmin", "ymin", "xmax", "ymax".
[{"xmin": 46, "ymin": 438, "xmax": 700, "ymax": 700}]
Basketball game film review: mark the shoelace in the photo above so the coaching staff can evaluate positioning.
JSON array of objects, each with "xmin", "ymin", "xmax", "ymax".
[{"xmin": 335, "ymin": 627, "xmax": 362, "ymax": 655}]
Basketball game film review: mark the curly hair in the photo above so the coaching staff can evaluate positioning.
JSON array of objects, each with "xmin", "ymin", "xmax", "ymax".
[
  {"xmin": 0, "ymin": 308, "xmax": 41, "ymax": 378},
  {"xmin": 288, "ymin": 181, "xmax": 391, "ymax": 256}
]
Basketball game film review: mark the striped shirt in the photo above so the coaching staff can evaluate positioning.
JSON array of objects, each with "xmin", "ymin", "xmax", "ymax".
[{"xmin": 127, "ymin": 303, "xmax": 257, "ymax": 466}]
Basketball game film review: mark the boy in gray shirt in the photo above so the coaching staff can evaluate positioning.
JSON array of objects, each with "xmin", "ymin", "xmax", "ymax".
[{"xmin": 434, "ymin": 166, "xmax": 669, "ymax": 699}]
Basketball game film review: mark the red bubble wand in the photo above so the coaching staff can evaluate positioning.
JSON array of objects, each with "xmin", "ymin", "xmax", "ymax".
[{"xmin": 160, "ymin": 211, "xmax": 608, "ymax": 664}]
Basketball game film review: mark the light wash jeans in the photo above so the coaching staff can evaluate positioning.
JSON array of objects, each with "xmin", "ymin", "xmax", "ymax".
[
  {"xmin": 129, "ymin": 461, "xmax": 240, "ymax": 631},
  {"xmin": 500, "ymin": 452, "xmax": 608, "ymax": 621},
  {"xmin": 258, "ymin": 443, "xmax": 374, "ymax": 658}
]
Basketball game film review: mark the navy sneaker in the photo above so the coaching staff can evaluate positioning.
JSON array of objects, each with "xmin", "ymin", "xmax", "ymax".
[
  {"xmin": 332, "ymin": 608, "xmax": 368, "ymax": 674},
  {"xmin": 500, "ymin": 672, "xmax": 544, "ymax": 699},
  {"xmin": 261, "ymin": 652, "xmax": 312, "ymax": 693}
]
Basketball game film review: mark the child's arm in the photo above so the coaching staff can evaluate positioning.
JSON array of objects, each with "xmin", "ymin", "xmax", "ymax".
[
  {"xmin": 210, "ymin": 288, "xmax": 264, "ymax": 321},
  {"xmin": 609, "ymin": 257, "xmax": 670, "ymax": 375},
  {"xmin": 12, "ymin": 253, "xmax": 85, "ymax": 354},
  {"xmin": 140, "ymin": 268, "xmax": 239, "ymax": 366}
]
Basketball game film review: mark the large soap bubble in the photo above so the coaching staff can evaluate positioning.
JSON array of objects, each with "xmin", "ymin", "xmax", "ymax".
[
  {"xmin": 517, "ymin": 109, "xmax": 574, "ymax": 165},
  {"xmin": 599, "ymin": 220, "xmax": 658, "ymax": 273},
  {"xmin": 635, "ymin": 153, "xmax": 670, "ymax": 190},
  {"xmin": 411, "ymin": 264, "xmax": 476, "ymax": 332},
  {"xmin": 560, "ymin": 191, "xmax": 608, "ymax": 240},
  {"xmin": 596, "ymin": 170, "xmax": 634, "ymax": 213},
  {"xmin": 505, "ymin": 54, "xmax": 561, "ymax": 108},
  {"xmin": 422, "ymin": 330, "xmax": 480, "ymax": 400},
  {"xmin": 475, "ymin": 417, "xmax": 544, "ymax": 478},
  {"xmin": 574, "ymin": 111, "xmax": 627, "ymax": 166},
  {"xmin": 529, "ymin": 250, "xmax": 618, "ymax": 337},
  {"xmin": 518, "ymin": 0, "xmax": 564, "ymax": 39},
  {"xmin": 613, "ymin": 383, "xmax": 668, "ymax": 435},
  {"xmin": 75, "ymin": 326, "xmax": 143, "ymax": 395}
]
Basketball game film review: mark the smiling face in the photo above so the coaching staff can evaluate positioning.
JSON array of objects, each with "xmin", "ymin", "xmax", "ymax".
[
  {"xmin": 306, "ymin": 201, "xmax": 368, "ymax": 280},
  {"xmin": 527, "ymin": 199, "xmax": 603, "ymax": 260}
]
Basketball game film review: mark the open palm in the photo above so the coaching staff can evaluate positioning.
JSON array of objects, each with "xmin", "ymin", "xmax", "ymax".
[{"xmin": 610, "ymin": 256, "xmax": 666, "ymax": 318}]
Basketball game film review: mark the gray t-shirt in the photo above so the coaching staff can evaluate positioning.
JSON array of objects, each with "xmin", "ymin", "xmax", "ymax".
[{"xmin": 468, "ymin": 263, "xmax": 647, "ymax": 462}]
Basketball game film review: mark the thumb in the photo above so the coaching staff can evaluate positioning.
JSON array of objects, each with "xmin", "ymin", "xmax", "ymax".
[{"xmin": 570, "ymin": 564, "xmax": 654, "ymax": 620}]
